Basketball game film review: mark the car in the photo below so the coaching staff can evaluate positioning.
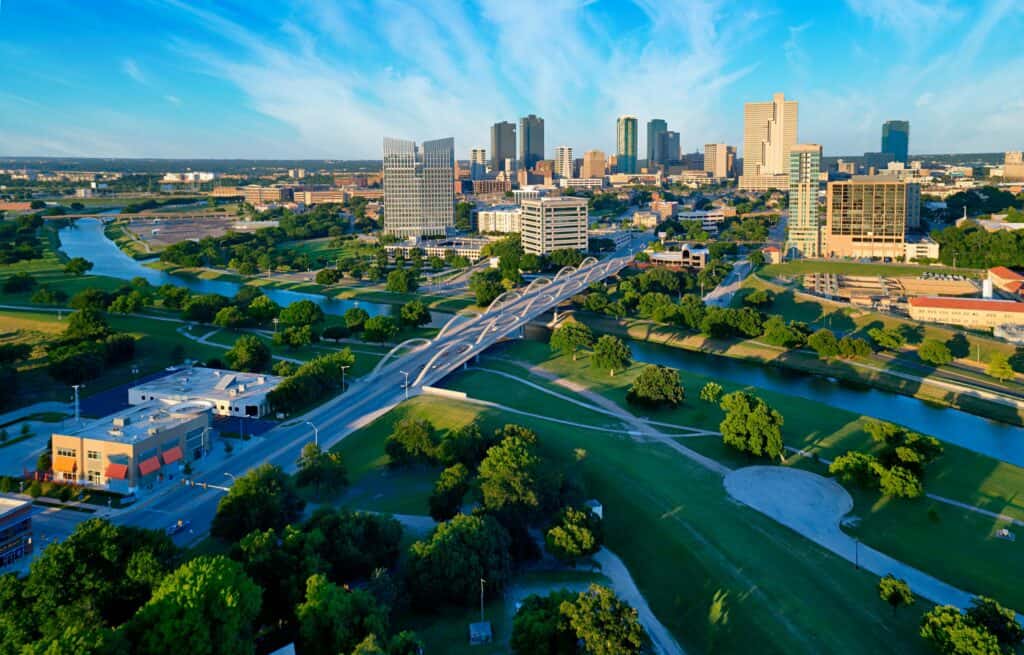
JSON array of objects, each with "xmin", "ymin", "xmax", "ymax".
[{"xmin": 166, "ymin": 519, "xmax": 192, "ymax": 536}]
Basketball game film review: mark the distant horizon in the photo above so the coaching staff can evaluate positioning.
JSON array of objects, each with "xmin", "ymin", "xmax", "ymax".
[{"xmin": 1, "ymin": 1, "xmax": 1022, "ymax": 159}]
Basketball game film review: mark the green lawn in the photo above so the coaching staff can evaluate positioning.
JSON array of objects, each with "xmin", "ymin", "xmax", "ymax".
[{"xmin": 761, "ymin": 260, "xmax": 983, "ymax": 279}]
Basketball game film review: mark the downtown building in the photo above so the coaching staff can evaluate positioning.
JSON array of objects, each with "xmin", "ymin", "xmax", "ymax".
[
  {"xmin": 646, "ymin": 119, "xmax": 667, "ymax": 168},
  {"xmin": 383, "ymin": 136, "xmax": 455, "ymax": 238},
  {"xmin": 470, "ymin": 147, "xmax": 487, "ymax": 180},
  {"xmin": 704, "ymin": 143, "xmax": 737, "ymax": 179},
  {"xmin": 881, "ymin": 120, "xmax": 910, "ymax": 164},
  {"xmin": 653, "ymin": 131, "xmax": 680, "ymax": 168},
  {"xmin": 520, "ymin": 197, "xmax": 589, "ymax": 255},
  {"xmin": 824, "ymin": 177, "xmax": 921, "ymax": 259},
  {"xmin": 519, "ymin": 114, "xmax": 545, "ymax": 170},
  {"xmin": 554, "ymin": 146, "xmax": 574, "ymax": 179},
  {"xmin": 616, "ymin": 116, "xmax": 639, "ymax": 174},
  {"xmin": 581, "ymin": 150, "xmax": 607, "ymax": 179},
  {"xmin": 490, "ymin": 121, "xmax": 516, "ymax": 173},
  {"xmin": 740, "ymin": 93, "xmax": 798, "ymax": 191},
  {"xmin": 786, "ymin": 144, "xmax": 823, "ymax": 258}
]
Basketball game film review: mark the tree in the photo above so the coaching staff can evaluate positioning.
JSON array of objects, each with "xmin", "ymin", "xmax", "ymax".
[
  {"xmin": 183, "ymin": 294, "xmax": 229, "ymax": 323},
  {"xmin": 273, "ymin": 324, "xmax": 316, "ymax": 349},
  {"xmin": 829, "ymin": 451, "xmax": 879, "ymax": 489},
  {"xmin": 295, "ymin": 442, "xmax": 348, "ymax": 498},
  {"xmin": 510, "ymin": 590, "xmax": 577, "ymax": 655},
  {"xmin": 246, "ymin": 294, "xmax": 280, "ymax": 322},
  {"xmin": 549, "ymin": 321, "xmax": 594, "ymax": 361},
  {"xmin": 560, "ymin": 584, "xmax": 649, "ymax": 655},
  {"xmin": 545, "ymin": 507, "xmax": 602, "ymax": 564},
  {"xmin": 838, "ymin": 336, "xmax": 873, "ymax": 359},
  {"xmin": 108, "ymin": 292, "xmax": 144, "ymax": 315},
  {"xmin": 399, "ymin": 299, "xmax": 431, "ymax": 326},
  {"xmin": 279, "ymin": 299, "xmax": 325, "ymax": 327},
  {"xmin": 64, "ymin": 257, "xmax": 94, "ymax": 276},
  {"xmin": 626, "ymin": 364, "xmax": 685, "ymax": 407},
  {"xmin": 344, "ymin": 307, "xmax": 370, "ymax": 331},
  {"xmin": 748, "ymin": 249, "xmax": 766, "ymax": 267},
  {"xmin": 104, "ymin": 333, "xmax": 136, "ymax": 364},
  {"xmin": 321, "ymin": 324, "xmax": 350, "ymax": 341},
  {"xmin": 125, "ymin": 556, "xmax": 262, "ymax": 655},
  {"xmin": 868, "ymin": 326, "xmax": 905, "ymax": 352},
  {"xmin": 428, "ymin": 463, "xmax": 470, "ymax": 521},
  {"xmin": 590, "ymin": 335, "xmax": 631, "ymax": 376},
  {"xmin": 63, "ymin": 308, "xmax": 110, "ymax": 341},
  {"xmin": 305, "ymin": 508, "xmax": 403, "ymax": 582},
  {"xmin": 920, "ymin": 605, "xmax": 1001, "ymax": 655},
  {"xmin": 966, "ymin": 596, "xmax": 1024, "ymax": 651},
  {"xmin": 47, "ymin": 342, "xmax": 106, "ymax": 384},
  {"xmin": 385, "ymin": 268, "xmax": 418, "ymax": 293},
  {"xmin": 437, "ymin": 421, "xmax": 497, "ymax": 467},
  {"xmin": 362, "ymin": 315, "xmax": 398, "ymax": 342},
  {"xmin": 385, "ymin": 418, "xmax": 437, "ymax": 467},
  {"xmin": 211, "ymin": 464, "xmax": 305, "ymax": 542},
  {"xmin": 743, "ymin": 288, "xmax": 773, "ymax": 307},
  {"xmin": 224, "ymin": 335, "xmax": 271, "ymax": 372},
  {"xmin": 919, "ymin": 339, "xmax": 953, "ymax": 366},
  {"xmin": 878, "ymin": 575, "xmax": 914, "ymax": 614},
  {"xmin": 2, "ymin": 272, "xmax": 37, "ymax": 293},
  {"xmin": 760, "ymin": 315, "xmax": 807, "ymax": 349},
  {"xmin": 296, "ymin": 575, "xmax": 388, "ymax": 655},
  {"xmin": 877, "ymin": 465, "xmax": 923, "ymax": 499},
  {"xmin": 469, "ymin": 268, "xmax": 505, "ymax": 306},
  {"xmin": 405, "ymin": 514, "xmax": 511, "ymax": 608},
  {"xmin": 233, "ymin": 525, "xmax": 318, "ymax": 628},
  {"xmin": 212, "ymin": 306, "xmax": 248, "ymax": 330},
  {"xmin": 985, "ymin": 353, "xmax": 1015, "ymax": 382},
  {"xmin": 807, "ymin": 328, "xmax": 840, "ymax": 359},
  {"xmin": 699, "ymin": 381, "xmax": 724, "ymax": 403},
  {"xmin": 719, "ymin": 391, "xmax": 785, "ymax": 460},
  {"xmin": 478, "ymin": 433, "xmax": 544, "ymax": 519}
]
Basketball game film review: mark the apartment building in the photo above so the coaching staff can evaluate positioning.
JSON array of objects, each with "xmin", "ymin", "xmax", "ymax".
[
  {"xmin": 787, "ymin": 144, "xmax": 823, "ymax": 257},
  {"xmin": 824, "ymin": 177, "xmax": 921, "ymax": 259},
  {"xmin": 476, "ymin": 205, "xmax": 522, "ymax": 233},
  {"xmin": 520, "ymin": 197, "xmax": 589, "ymax": 255}
]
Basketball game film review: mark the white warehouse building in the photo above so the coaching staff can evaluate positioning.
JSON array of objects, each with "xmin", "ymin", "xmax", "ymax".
[{"xmin": 128, "ymin": 367, "xmax": 283, "ymax": 418}]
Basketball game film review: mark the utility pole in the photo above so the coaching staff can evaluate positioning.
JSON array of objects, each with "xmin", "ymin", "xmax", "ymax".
[
  {"xmin": 340, "ymin": 365, "xmax": 349, "ymax": 392},
  {"xmin": 400, "ymin": 371, "xmax": 410, "ymax": 400},
  {"xmin": 71, "ymin": 384, "xmax": 82, "ymax": 424},
  {"xmin": 480, "ymin": 578, "xmax": 486, "ymax": 623},
  {"xmin": 305, "ymin": 420, "xmax": 319, "ymax": 448}
]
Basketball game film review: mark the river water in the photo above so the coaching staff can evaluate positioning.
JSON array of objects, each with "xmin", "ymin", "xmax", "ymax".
[{"xmin": 57, "ymin": 218, "xmax": 451, "ymax": 326}]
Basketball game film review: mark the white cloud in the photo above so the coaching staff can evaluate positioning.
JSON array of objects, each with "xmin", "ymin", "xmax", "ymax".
[
  {"xmin": 165, "ymin": 95, "xmax": 181, "ymax": 105},
  {"xmin": 121, "ymin": 58, "xmax": 145, "ymax": 84},
  {"xmin": 843, "ymin": 0, "xmax": 962, "ymax": 44}
]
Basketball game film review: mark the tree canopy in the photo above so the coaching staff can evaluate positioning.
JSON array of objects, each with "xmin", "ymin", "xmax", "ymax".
[
  {"xmin": 211, "ymin": 463, "xmax": 306, "ymax": 542},
  {"xmin": 719, "ymin": 391, "xmax": 785, "ymax": 460}
]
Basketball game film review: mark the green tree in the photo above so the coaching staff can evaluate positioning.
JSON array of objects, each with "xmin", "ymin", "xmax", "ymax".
[
  {"xmin": 304, "ymin": 508, "xmax": 403, "ymax": 582},
  {"xmin": 224, "ymin": 335, "xmax": 271, "ymax": 372},
  {"xmin": 47, "ymin": 342, "xmax": 106, "ymax": 384},
  {"xmin": 478, "ymin": 433, "xmax": 544, "ymax": 519},
  {"xmin": 233, "ymin": 525, "xmax": 318, "ymax": 628},
  {"xmin": 428, "ymin": 463, "xmax": 470, "ymax": 522},
  {"xmin": 296, "ymin": 575, "xmax": 388, "ymax": 655},
  {"xmin": 590, "ymin": 335, "xmax": 631, "ymax": 376},
  {"xmin": 919, "ymin": 339, "xmax": 953, "ymax": 366},
  {"xmin": 545, "ymin": 507, "xmax": 602, "ymax": 564},
  {"xmin": 182, "ymin": 294, "xmax": 229, "ymax": 323},
  {"xmin": 3, "ymin": 272, "xmax": 37, "ymax": 293},
  {"xmin": 344, "ymin": 307, "xmax": 370, "ymax": 331},
  {"xmin": 211, "ymin": 464, "xmax": 305, "ymax": 542},
  {"xmin": 385, "ymin": 268, "xmax": 418, "ymax": 293},
  {"xmin": 966, "ymin": 596, "xmax": 1024, "ymax": 651},
  {"xmin": 405, "ymin": 514, "xmax": 511, "ymax": 608},
  {"xmin": 807, "ymin": 328, "xmax": 840, "ymax": 358},
  {"xmin": 295, "ymin": 442, "xmax": 348, "ymax": 499},
  {"xmin": 273, "ymin": 324, "xmax": 316, "ymax": 349},
  {"xmin": 212, "ymin": 305, "xmax": 248, "ymax": 330},
  {"xmin": 246, "ymin": 294, "xmax": 280, "ymax": 322},
  {"xmin": 126, "ymin": 556, "xmax": 261, "ymax": 655},
  {"xmin": 878, "ymin": 575, "xmax": 914, "ymax": 615},
  {"xmin": 985, "ymin": 353, "xmax": 1015, "ymax": 382},
  {"xmin": 362, "ymin": 315, "xmax": 399, "ymax": 342},
  {"xmin": 63, "ymin": 308, "xmax": 110, "ymax": 341},
  {"xmin": 385, "ymin": 418, "xmax": 437, "ymax": 467},
  {"xmin": 279, "ymin": 299, "xmax": 325, "ymax": 327},
  {"xmin": 469, "ymin": 269, "xmax": 505, "ymax": 306},
  {"xmin": 829, "ymin": 451, "xmax": 880, "ymax": 489},
  {"xmin": 877, "ymin": 465, "xmax": 924, "ymax": 499},
  {"xmin": 399, "ymin": 299, "xmax": 431, "ymax": 326},
  {"xmin": 510, "ymin": 590, "xmax": 577, "ymax": 655},
  {"xmin": 549, "ymin": 321, "xmax": 594, "ymax": 361},
  {"xmin": 699, "ymin": 381, "xmax": 724, "ymax": 403},
  {"xmin": 64, "ymin": 257, "xmax": 94, "ymax": 276},
  {"xmin": 719, "ymin": 391, "xmax": 785, "ymax": 460},
  {"xmin": 920, "ymin": 605, "xmax": 1001, "ymax": 655},
  {"xmin": 321, "ymin": 324, "xmax": 350, "ymax": 341},
  {"xmin": 626, "ymin": 364, "xmax": 685, "ymax": 407},
  {"xmin": 108, "ymin": 292, "xmax": 143, "ymax": 315},
  {"xmin": 868, "ymin": 326, "xmax": 906, "ymax": 351},
  {"xmin": 560, "ymin": 584, "xmax": 649, "ymax": 655}
]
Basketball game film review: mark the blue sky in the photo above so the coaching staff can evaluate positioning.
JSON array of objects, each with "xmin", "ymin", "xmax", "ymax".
[{"xmin": 1, "ymin": 0, "xmax": 1022, "ymax": 160}]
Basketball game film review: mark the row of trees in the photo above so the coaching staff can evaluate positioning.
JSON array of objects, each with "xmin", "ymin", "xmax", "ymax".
[
  {"xmin": 46, "ymin": 308, "xmax": 137, "ymax": 385},
  {"xmin": 266, "ymin": 349, "xmax": 356, "ymax": 415},
  {"xmin": 829, "ymin": 420, "xmax": 943, "ymax": 499}
]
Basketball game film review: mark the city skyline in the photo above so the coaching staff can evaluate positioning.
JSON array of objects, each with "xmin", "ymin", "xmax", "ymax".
[{"xmin": 1, "ymin": 1, "xmax": 1023, "ymax": 159}]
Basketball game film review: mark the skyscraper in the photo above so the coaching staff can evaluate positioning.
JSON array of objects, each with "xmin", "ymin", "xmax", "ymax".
[
  {"xmin": 882, "ymin": 120, "xmax": 910, "ymax": 164},
  {"xmin": 825, "ymin": 178, "xmax": 921, "ymax": 259},
  {"xmin": 554, "ymin": 146, "xmax": 573, "ymax": 179},
  {"xmin": 704, "ymin": 143, "xmax": 737, "ymax": 179},
  {"xmin": 786, "ymin": 144, "xmax": 823, "ymax": 258},
  {"xmin": 519, "ymin": 114, "xmax": 545, "ymax": 170},
  {"xmin": 470, "ymin": 147, "xmax": 487, "ymax": 180},
  {"xmin": 382, "ymin": 136, "xmax": 454, "ymax": 238},
  {"xmin": 654, "ymin": 130, "xmax": 680, "ymax": 166},
  {"xmin": 490, "ymin": 121, "xmax": 516, "ymax": 173},
  {"xmin": 646, "ymin": 118, "xmax": 667, "ymax": 166},
  {"xmin": 581, "ymin": 150, "xmax": 607, "ymax": 179},
  {"xmin": 616, "ymin": 116, "xmax": 638, "ymax": 174},
  {"xmin": 740, "ymin": 93, "xmax": 798, "ymax": 190}
]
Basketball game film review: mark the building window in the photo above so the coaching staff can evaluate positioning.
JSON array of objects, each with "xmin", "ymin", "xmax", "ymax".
[
  {"xmin": 87, "ymin": 470, "xmax": 104, "ymax": 484},
  {"xmin": 61, "ymin": 472, "xmax": 76, "ymax": 481},
  {"xmin": 56, "ymin": 447, "xmax": 76, "ymax": 458},
  {"xmin": 87, "ymin": 450, "xmax": 101, "ymax": 461}
]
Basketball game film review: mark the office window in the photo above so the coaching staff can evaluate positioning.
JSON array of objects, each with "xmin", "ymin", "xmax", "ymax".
[
  {"xmin": 56, "ymin": 447, "xmax": 76, "ymax": 458},
  {"xmin": 87, "ymin": 450, "xmax": 101, "ymax": 461}
]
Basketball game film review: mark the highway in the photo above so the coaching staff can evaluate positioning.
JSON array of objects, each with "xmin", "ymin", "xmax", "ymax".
[{"xmin": 116, "ymin": 250, "xmax": 635, "ymax": 542}]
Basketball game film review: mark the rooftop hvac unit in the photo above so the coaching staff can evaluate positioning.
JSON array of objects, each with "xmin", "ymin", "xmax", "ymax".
[
  {"xmin": 113, "ymin": 417, "xmax": 130, "ymax": 427},
  {"xmin": 148, "ymin": 427, "xmax": 159, "ymax": 436}
]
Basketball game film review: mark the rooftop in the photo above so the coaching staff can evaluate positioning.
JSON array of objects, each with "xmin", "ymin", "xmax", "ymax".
[
  {"xmin": 909, "ymin": 296, "xmax": 1024, "ymax": 312},
  {"xmin": 131, "ymin": 366, "xmax": 283, "ymax": 404},
  {"xmin": 0, "ymin": 494, "xmax": 30, "ymax": 519},
  {"xmin": 58, "ymin": 400, "xmax": 212, "ymax": 445},
  {"xmin": 989, "ymin": 266, "xmax": 1024, "ymax": 281}
]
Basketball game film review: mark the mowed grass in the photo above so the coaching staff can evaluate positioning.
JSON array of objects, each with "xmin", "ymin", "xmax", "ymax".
[
  {"xmin": 761, "ymin": 259, "xmax": 983, "ymax": 279},
  {"xmin": 337, "ymin": 394, "xmax": 930, "ymax": 654}
]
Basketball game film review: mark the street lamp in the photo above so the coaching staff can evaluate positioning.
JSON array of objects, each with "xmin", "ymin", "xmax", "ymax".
[
  {"xmin": 340, "ymin": 365, "xmax": 350, "ymax": 392},
  {"xmin": 272, "ymin": 317, "xmax": 279, "ymax": 333},
  {"xmin": 400, "ymin": 371, "xmax": 410, "ymax": 400},
  {"xmin": 224, "ymin": 472, "xmax": 236, "ymax": 483},
  {"xmin": 71, "ymin": 384, "xmax": 84, "ymax": 424},
  {"xmin": 304, "ymin": 420, "xmax": 319, "ymax": 448}
]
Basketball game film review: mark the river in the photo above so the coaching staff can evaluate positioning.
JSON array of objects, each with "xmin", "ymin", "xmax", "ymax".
[{"xmin": 57, "ymin": 218, "xmax": 451, "ymax": 326}]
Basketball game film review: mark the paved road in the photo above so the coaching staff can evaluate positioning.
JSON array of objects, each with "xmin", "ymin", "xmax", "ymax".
[{"xmin": 703, "ymin": 259, "xmax": 752, "ymax": 308}]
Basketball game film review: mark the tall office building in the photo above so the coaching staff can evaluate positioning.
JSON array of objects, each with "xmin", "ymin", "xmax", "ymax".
[
  {"xmin": 519, "ymin": 114, "xmax": 545, "ymax": 170},
  {"xmin": 740, "ymin": 92, "xmax": 798, "ymax": 190},
  {"xmin": 881, "ymin": 120, "xmax": 910, "ymax": 164},
  {"xmin": 616, "ymin": 116, "xmax": 639, "ymax": 174},
  {"xmin": 382, "ymin": 136, "xmax": 454, "ymax": 238},
  {"xmin": 654, "ymin": 130, "xmax": 680, "ymax": 166},
  {"xmin": 490, "ymin": 121, "xmax": 516, "ymax": 173},
  {"xmin": 520, "ymin": 197, "xmax": 589, "ymax": 255},
  {"xmin": 1005, "ymin": 151, "xmax": 1024, "ymax": 181},
  {"xmin": 581, "ymin": 150, "xmax": 607, "ymax": 179},
  {"xmin": 554, "ymin": 146, "xmax": 574, "ymax": 179},
  {"xmin": 824, "ymin": 178, "xmax": 921, "ymax": 259},
  {"xmin": 470, "ymin": 147, "xmax": 487, "ymax": 180},
  {"xmin": 704, "ymin": 143, "xmax": 737, "ymax": 179},
  {"xmin": 786, "ymin": 144, "xmax": 823, "ymax": 258},
  {"xmin": 646, "ymin": 119, "xmax": 668, "ymax": 166}
]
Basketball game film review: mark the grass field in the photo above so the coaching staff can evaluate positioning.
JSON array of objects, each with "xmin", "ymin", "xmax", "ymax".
[{"xmin": 761, "ymin": 260, "xmax": 983, "ymax": 279}]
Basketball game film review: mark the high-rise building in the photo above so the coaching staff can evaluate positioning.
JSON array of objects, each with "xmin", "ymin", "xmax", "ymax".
[
  {"xmin": 1003, "ymin": 151, "xmax": 1024, "ymax": 181},
  {"xmin": 382, "ymin": 136, "xmax": 454, "ymax": 238},
  {"xmin": 616, "ymin": 116, "xmax": 639, "ymax": 174},
  {"xmin": 519, "ymin": 114, "xmax": 545, "ymax": 170},
  {"xmin": 646, "ymin": 119, "xmax": 668, "ymax": 166},
  {"xmin": 554, "ymin": 146, "xmax": 574, "ymax": 179},
  {"xmin": 882, "ymin": 120, "xmax": 910, "ymax": 164},
  {"xmin": 520, "ymin": 197, "xmax": 589, "ymax": 255},
  {"xmin": 824, "ymin": 177, "xmax": 921, "ymax": 259},
  {"xmin": 654, "ymin": 131, "xmax": 680, "ymax": 167},
  {"xmin": 581, "ymin": 150, "xmax": 607, "ymax": 179},
  {"xmin": 704, "ymin": 143, "xmax": 737, "ymax": 179},
  {"xmin": 786, "ymin": 144, "xmax": 823, "ymax": 258},
  {"xmin": 490, "ymin": 121, "xmax": 516, "ymax": 173},
  {"xmin": 740, "ymin": 92, "xmax": 798, "ymax": 190},
  {"xmin": 470, "ymin": 147, "xmax": 487, "ymax": 180}
]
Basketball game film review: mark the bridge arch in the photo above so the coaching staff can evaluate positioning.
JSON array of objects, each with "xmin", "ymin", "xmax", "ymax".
[
  {"xmin": 524, "ymin": 276, "xmax": 553, "ymax": 292},
  {"xmin": 553, "ymin": 266, "xmax": 577, "ymax": 281},
  {"xmin": 371, "ymin": 338, "xmax": 432, "ymax": 375},
  {"xmin": 520, "ymin": 291, "xmax": 558, "ymax": 318},
  {"xmin": 413, "ymin": 339, "xmax": 473, "ymax": 386},
  {"xmin": 435, "ymin": 311, "xmax": 480, "ymax": 340},
  {"xmin": 484, "ymin": 289, "xmax": 522, "ymax": 315},
  {"xmin": 578, "ymin": 256, "xmax": 599, "ymax": 269}
]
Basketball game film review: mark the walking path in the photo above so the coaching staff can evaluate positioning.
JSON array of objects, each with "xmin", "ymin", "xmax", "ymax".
[{"xmin": 0, "ymin": 401, "xmax": 72, "ymax": 427}]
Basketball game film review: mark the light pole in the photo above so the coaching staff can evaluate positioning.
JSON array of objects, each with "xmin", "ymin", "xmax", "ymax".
[
  {"xmin": 71, "ymin": 384, "xmax": 83, "ymax": 424},
  {"xmin": 224, "ymin": 472, "xmax": 236, "ymax": 483},
  {"xmin": 340, "ymin": 365, "xmax": 350, "ymax": 392},
  {"xmin": 304, "ymin": 420, "xmax": 319, "ymax": 448},
  {"xmin": 272, "ymin": 317, "xmax": 279, "ymax": 333},
  {"xmin": 400, "ymin": 371, "xmax": 410, "ymax": 400}
]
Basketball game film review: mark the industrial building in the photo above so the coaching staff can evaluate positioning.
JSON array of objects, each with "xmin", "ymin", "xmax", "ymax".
[{"xmin": 128, "ymin": 367, "xmax": 283, "ymax": 419}]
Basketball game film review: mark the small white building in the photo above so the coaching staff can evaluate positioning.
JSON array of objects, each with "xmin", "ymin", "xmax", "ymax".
[
  {"xmin": 128, "ymin": 367, "xmax": 283, "ymax": 418},
  {"xmin": 476, "ymin": 205, "xmax": 522, "ymax": 233}
]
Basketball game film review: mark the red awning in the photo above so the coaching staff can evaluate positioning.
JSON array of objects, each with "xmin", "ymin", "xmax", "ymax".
[
  {"xmin": 161, "ymin": 446, "xmax": 183, "ymax": 465},
  {"xmin": 105, "ymin": 463, "xmax": 129, "ymax": 480},
  {"xmin": 138, "ymin": 456, "xmax": 161, "ymax": 477}
]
